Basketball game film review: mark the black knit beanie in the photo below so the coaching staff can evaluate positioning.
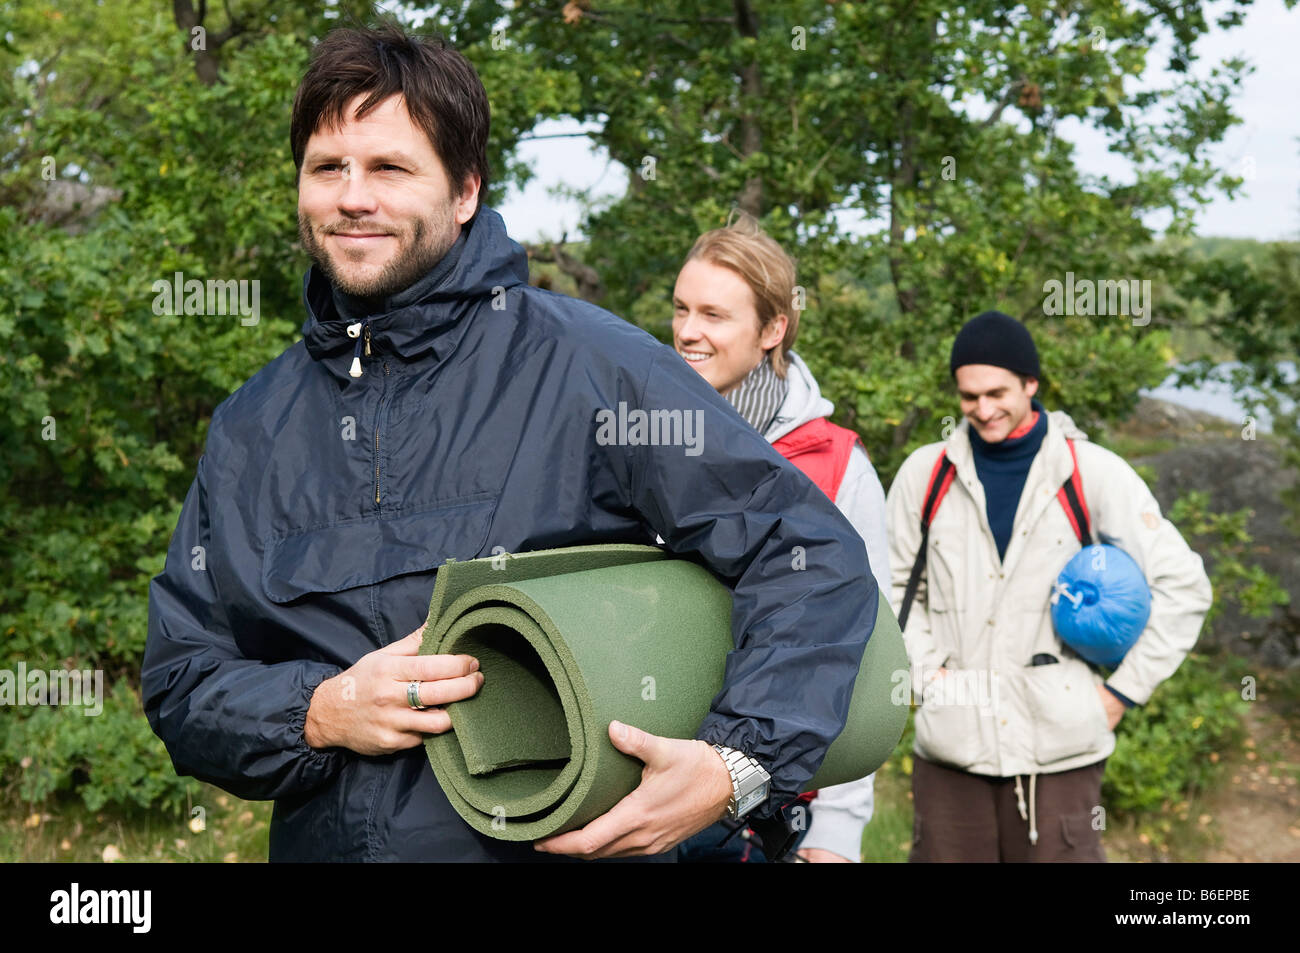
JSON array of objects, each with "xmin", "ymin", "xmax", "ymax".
[{"xmin": 949, "ymin": 310, "xmax": 1040, "ymax": 379}]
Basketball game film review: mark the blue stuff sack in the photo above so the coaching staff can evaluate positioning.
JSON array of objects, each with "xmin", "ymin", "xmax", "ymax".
[{"xmin": 1051, "ymin": 544, "xmax": 1151, "ymax": 669}]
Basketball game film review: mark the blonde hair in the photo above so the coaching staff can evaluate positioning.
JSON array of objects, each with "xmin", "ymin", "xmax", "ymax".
[{"xmin": 683, "ymin": 210, "xmax": 800, "ymax": 378}]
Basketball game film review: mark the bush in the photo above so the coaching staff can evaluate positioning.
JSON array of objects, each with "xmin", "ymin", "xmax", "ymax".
[
  {"xmin": 1102, "ymin": 651, "xmax": 1250, "ymax": 815},
  {"xmin": 0, "ymin": 680, "xmax": 199, "ymax": 815}
]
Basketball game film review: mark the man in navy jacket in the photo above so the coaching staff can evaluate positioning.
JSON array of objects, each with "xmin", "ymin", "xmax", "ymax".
[{"xmin": 141, "ymin": 24, "xmax": 879, "ymax": 862}]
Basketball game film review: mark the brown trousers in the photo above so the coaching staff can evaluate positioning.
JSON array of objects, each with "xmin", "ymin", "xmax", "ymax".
[{"xmin": 909, "ymin": 755, "xmax": 1107, "ymax": 863}]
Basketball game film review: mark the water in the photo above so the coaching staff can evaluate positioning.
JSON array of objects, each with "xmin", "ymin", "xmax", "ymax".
[{"xmin": 1142, "ymin": 361, "xmax": 1297, "ymax": 433}]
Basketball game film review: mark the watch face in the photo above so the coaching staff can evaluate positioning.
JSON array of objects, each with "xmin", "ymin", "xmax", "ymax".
[{"xmin": 736, "ymin": 784, "xmax": 769, "ymax": 817}]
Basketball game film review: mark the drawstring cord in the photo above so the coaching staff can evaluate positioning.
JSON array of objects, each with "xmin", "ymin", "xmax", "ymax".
[
  {"xmin": 1029, "ymin": 773, "xmax": 1038, "ymax": 846},
  {"xmin": 1051, "ymin": 580, "xmax": 1084, "ymax": 608},
  {"xmin": 346, "ymin": 321, "xmax": 371, "ymax": 378},
  {"xmin": 1014, "ymin": 774, "xmax": 1039, "ymax": 846}
]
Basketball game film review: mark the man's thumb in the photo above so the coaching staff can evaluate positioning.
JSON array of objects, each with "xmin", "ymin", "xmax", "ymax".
[
  {"xmin": 380, "ymin": 619, "xmax": 428, "ymax": 655},
  {"xmin": 608, "ymin": 720, "xmax": 656, "ymax": 761}
]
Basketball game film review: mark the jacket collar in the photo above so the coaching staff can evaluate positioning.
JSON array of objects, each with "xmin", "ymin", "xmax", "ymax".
[
  {"xmin": 944, "ymin": 401, "xmax": 1085, "ymax": 480},
  {"xmin": 300, "ymin": 205, "xmax": 529, "ymax": 377}
]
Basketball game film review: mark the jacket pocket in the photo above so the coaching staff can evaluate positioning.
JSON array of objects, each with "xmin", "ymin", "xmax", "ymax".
[
  {"xmin": 914, "ymin": 694, "xmax": 981, "ymax": 770},
  {"xmin": 1022, "ymin": 658, "xmax": 1106, "ymax": 765},
  {"xmin": 261, "ymin": 494, "xmax": 497, "ymax": 604}
]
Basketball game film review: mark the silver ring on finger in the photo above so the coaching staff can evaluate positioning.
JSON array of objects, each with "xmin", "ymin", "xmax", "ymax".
[{"xmin": 407, "ymin": 680, "xmax": 428, "ymax": 711}]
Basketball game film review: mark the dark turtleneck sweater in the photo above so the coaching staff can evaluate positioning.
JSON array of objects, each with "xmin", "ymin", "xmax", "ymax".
[
  {"xmin": 969, "ymin": 399, "xmax": 1048, "ymax": 562},
  {"xmin": 330, "ymin": 227, "xmax": 469, "ymax": 322}
]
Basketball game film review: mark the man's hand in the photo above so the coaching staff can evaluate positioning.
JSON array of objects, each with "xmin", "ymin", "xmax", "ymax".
[
  {"xmin": 303, "ymin": 619, "xmax": 483, "ymax": 756},
  {"xmin": 1097, "ymin": 684, "xmax": 1125, "ymax": 731},
  {"xmin": 796, "ymin": 847, "xmax": 852, "ymax": 863},
  {"xmin": 533, "ymin": 720, "xmax": 734, "ymax": 859}
]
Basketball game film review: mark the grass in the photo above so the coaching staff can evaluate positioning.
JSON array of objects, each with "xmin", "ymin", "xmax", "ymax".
[
  {"xmin": 1097, "ymin": 433, "xmax": 1180, "ymax": 460},
  {"xmin": 859, "ymin": 756, "xmax": 913, "ymax": 862},
  {"xmin": 1, "ymin": 782, "xmax": 271, "ymax": 862}
]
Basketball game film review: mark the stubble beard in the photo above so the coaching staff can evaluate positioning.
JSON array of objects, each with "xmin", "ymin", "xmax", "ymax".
[{"xmin": 298, "ymin": 200, "xmax": 458, "ymax": 300}]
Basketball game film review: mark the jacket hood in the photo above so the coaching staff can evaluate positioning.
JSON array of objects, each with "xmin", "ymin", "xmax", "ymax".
[
  {"xmin": 300, "ymin": 205, "xmax": 529, "ymax": 369},
  {"xmin": 764, "ymin": 352, "xmax": 835, "ymax": 442},
  {"xmin": 1047, "ymin": 408, "xmax": 1088, "ymax": 441}
]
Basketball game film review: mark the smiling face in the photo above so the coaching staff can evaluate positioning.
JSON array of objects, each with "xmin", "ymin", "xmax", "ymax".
[
  {"xmin": 672, "ymin": 258, "xmax": 787, "ymax": 394},
  {"xmin": 955, "ymin": 364, "xmax": 1038, "ymax": 443},
  {"xmin": 297, "ymin": 93, "xmax": 480, "ymax": 299}
]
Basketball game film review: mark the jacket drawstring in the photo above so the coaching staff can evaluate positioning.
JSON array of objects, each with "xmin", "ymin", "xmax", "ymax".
[
  {"xmin": 1014, "ymin": 773, "xmax": 1039, "ymax": 846},
  {"xmin": 346, "ymin": 321, "xmax": 370, "ymax": 378}
]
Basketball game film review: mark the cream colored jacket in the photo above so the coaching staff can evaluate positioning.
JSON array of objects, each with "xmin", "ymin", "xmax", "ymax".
[{"xmin": 886, "ymin": 410, "xmax": 1212, "ymax": 779}]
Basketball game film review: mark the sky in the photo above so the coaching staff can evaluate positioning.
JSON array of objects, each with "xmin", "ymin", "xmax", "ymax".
[{"xmin": 496, "ymin": 0, "xmax": 1300, "ymax": 245}]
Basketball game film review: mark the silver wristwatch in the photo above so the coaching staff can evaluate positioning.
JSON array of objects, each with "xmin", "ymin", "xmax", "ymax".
[{"xmin": 711, "ymin": 744, "xmax": 771, "ymax": 820}]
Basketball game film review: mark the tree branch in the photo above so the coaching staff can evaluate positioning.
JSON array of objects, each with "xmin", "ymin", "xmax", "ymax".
[
  {"xmin": 526, "ymin": 236, "xmax": 606, "ymax": 303},
  {"xmin": 732, "ymin": 0, "xmax": 762, "ymax": 216}
]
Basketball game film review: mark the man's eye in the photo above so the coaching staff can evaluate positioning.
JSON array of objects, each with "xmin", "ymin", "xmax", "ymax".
[{"xmin": 379, "ymin": 164, "xmax": 405, "ymax": 172}]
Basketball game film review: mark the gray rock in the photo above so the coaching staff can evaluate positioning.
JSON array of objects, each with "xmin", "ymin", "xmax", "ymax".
[{"xmin": 1133, "ymin": 430, "xmax": 1299, "ymax": 669}]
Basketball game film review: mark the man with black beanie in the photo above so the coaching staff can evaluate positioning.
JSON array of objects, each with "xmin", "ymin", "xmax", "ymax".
[{"xmin": 884, "ymin": 311, "xmax": 1211, "ymax": 861}]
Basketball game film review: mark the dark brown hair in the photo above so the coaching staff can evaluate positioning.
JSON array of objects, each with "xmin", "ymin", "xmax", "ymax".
[{"xmin": 290, "ymin": 24, "xmax": 490, "ymax": 209}]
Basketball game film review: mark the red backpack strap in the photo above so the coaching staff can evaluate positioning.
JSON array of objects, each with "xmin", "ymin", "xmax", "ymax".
[
  {"xmin": 898, "ymin": 452, "xmax": 956, "ymax": 632},
  {"xmin": 1056, "ymin": 438, "xmax": 1093, "ymax": 546},
  {"xmin": 921, "ymin": 452, "xmax": 957, "ymax": 530}
]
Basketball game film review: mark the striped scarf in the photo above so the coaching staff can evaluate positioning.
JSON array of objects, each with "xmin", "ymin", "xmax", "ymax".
[{"xmin": 724, "ymin": 353, "xmax": 788, "ymax": 435}]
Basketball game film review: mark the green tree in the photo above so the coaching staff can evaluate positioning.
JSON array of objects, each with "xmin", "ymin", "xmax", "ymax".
[
  {"xmin": 0, "ymin": 0, "xmax": 563, "ymax": 815},
  {"xmin": 506, "ymin": 0, "xmax": 1291, "ymax": 475}
]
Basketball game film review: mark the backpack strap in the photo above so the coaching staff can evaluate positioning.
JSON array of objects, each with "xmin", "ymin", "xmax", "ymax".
[
  {"xmin": 898, "ymin": 452, "xmax": 957, "ymax": 632},
  {"xmin": 1056, "ymin": 438, "xmax": 1093, "ymax": 546}
]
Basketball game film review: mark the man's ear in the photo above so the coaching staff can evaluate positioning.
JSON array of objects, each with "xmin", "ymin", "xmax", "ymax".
[
  {"xmin": 1024, "ymin": 376, "xmax": 1039, "ymax": 398},
  {"xmin": 454, "ymin": 173, "xmax": 482, "ymax": 225},
  {"xmin": 760, "ymin": 313, "xmax": 788, "ymax": 351}
]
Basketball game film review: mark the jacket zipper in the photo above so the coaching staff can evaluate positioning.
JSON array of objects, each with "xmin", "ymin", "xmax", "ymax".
[
  {"xmin": 375, "ymin": 356, "xmax": 390, "ymax": 505},
  {"xmin": 348, "ymin": 321, "xmax": 390, "ymax": 505},
  {"xmin": 346, "ymin": 321, "xmax": 392, "ymax": 505}
]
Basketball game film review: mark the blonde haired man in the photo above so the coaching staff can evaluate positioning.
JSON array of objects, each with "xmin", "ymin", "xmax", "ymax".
[{"xmin": 673, "ymin": 214, "xmax": 889, "ymax": 862}]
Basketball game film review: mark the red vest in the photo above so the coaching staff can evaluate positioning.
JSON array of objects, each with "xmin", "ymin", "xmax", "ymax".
[{"xmin": 771, "ymin": 417, "xmax": 861, "ymax": 501}]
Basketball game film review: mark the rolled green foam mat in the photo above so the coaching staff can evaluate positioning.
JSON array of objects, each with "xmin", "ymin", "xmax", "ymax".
[{"xmin": 421, "ymin": 544, "xmax": 907, "ymax": 841}]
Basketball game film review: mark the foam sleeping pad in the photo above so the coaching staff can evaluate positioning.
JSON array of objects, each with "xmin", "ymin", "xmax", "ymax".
[{"xmin": 421, "ymin": 543, "xmax": 907, "ymax": 841}]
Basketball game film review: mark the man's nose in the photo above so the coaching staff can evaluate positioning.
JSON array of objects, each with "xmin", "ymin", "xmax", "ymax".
[
  {"xmin": 976, "ymin": 397, "xmax": 996, "ymax": 420},
  {"xmin": 337, "ymin": 161, "xmax": 378, "ymax": 215},
  {"xmin": 676, "ymin": 311, "xmax": 704, "ymax": 344}
]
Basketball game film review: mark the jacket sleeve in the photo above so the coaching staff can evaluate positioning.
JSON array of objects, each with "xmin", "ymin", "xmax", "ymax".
[
  {"xmin": 885, "ymin": 447, "xmax": 948, "ymax": 700},
  {"xmin": 621, "ymin": 349, "xmax": 879, "ymax": 807},
  {"xmin": 141, "ymin": 452, "xmax": 349, "ymax": 802},
  {"xmin": 1083, "ymin": 446, "xmax": 1213, "ymax": 705}
]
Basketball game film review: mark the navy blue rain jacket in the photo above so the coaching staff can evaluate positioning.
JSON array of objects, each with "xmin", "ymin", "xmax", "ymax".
[{"xmin": 141, "ymin": 206, "xmax": 879, "ymax": 862}]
